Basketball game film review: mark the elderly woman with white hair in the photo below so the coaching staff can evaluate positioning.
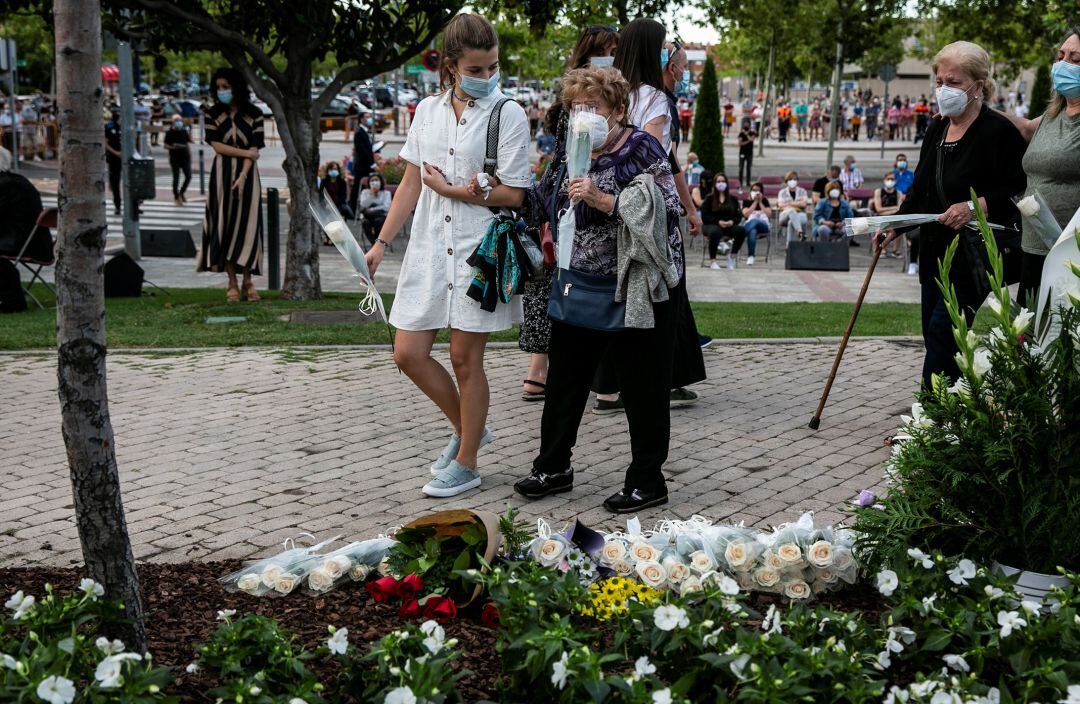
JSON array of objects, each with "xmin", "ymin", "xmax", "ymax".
[{"xmin": 875, "ymin": 40, "xmax": 1027, "ymax": 389}]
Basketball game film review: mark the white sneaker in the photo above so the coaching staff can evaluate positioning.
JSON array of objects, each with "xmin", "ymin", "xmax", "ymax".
[
  {"xmin": 746, "ymin": 256, "xmax": 755, "ymax": 266},
  {"xmin": 726, "ymin": 255, "xmax": 736, "ymax": 270},
  {"xmin": 710, "ymin": 261, "xmax": 721, "ymax": 270},
  {"xmin": 906, "ymin": 263, "xmax": 919, "ymax": 276}
]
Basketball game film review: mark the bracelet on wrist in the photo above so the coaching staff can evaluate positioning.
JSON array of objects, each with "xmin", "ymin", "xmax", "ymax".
[{"xmin": 376, "ymin": 238, "xmax": 391, "ymax": 248}]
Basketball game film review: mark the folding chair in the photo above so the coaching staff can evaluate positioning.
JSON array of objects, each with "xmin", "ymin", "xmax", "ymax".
[{"xmin": 3, "ymin": 207, "xmax": 57, "ymax": 309}]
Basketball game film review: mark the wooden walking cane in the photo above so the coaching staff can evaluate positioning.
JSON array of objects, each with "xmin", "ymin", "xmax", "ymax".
[{"xmin": 808, "ymin": 235, "xmax": 885, "ymax": 430}]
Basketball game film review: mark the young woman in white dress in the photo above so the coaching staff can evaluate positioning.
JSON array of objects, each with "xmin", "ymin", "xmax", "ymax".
[{"xmin": 365, "ymin": 13, "xmax": 531, "ymax": 498}]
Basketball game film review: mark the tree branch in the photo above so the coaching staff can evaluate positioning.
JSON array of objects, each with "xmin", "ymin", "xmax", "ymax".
[{"xmin": 311, "ymin": 64, "xmax": 365, "ymax": 122}]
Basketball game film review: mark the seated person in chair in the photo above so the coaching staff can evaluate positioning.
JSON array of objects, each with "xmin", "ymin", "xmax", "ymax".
[
  {"xmin": 359, "ymin": 174, "xmax": 392, "ymax": 246},
  {"xmin": 813, "ymin": 180, "xmax": 854, "ymax": 242},
  {"xmin": 0, "ymin": 146, "xmax": 51, "ymax": 262}
]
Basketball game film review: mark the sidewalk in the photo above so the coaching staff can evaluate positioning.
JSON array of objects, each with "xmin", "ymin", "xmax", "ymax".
[{"xmin": 0, "ymin": 340, "xmax": 918, "ymax": 568}]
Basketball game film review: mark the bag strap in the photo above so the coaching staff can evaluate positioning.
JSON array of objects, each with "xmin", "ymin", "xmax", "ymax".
[{"xmin": 484, "ymin": 97, "xmax": 512, "ymax": 178}]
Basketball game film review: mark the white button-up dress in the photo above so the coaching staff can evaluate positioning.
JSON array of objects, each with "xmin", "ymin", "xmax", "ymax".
[{"xmin": 389, "ymin": 89, "xmax": 531, "ymax": 333}]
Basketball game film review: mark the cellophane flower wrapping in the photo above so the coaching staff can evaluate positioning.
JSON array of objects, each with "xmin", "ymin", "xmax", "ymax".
[
  {"xmin": 304, "ymin": 537, "xmax": 396, "ymax": 594},
  {"xmin": 1016, "ymin": 191, "xmax": 1062, "ymax": 251},
  {"xmin": 219, "ymin": 535, "xmax": 340, "ymax": 597}
]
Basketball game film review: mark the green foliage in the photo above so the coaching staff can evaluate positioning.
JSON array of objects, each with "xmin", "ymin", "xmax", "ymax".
[
  {"xmin": 194, "ymin": 613, "xmax": 326, "ymax": 703},
  {"xmin": 1, "ymin": 581, "xmax": 175, "ymax": 702},
  {"xmin": 0, "ymin": 11, "xmax": 53, "ymax": 92},
  {"xmin": 689, "ymin": 56, "xmax": 723, "ymax": 173},
  {"xmin": 1029, "ymin": 61, "xmax": 1052, "ymax": 119},
  {"xmin": 497, "ymin": 505, "xmax": 535, "ymax": 559},
  {"xmin": 853, "ymin": 199, "xmax": 1080, "ymax": 573},
  {"xmin": 385, "ymin": 523, "xmax": 487, "ymax": 597}
]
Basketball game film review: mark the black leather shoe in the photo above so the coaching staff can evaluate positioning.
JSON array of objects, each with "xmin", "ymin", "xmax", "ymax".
[
  {"xmin": 603, "ymin": 486, "xmax": 668, "ymax": 513},
  {"xmin": 514, "ymin": 468, "xmax": 573, "ymax": 499}
]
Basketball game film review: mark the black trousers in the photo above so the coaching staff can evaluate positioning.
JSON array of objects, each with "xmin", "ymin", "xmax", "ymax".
[
  {"xmin": 171, "ymin": 156, "xmax": 192, "ymax": 198},
  {"xmin": 534, "ymin": 300, "xmax": 675, "ymax": 493},
  {"xmin": 704, "ymin": 223, "xmax": 746, "ymax": 259},
  {"xmin": 920, "ymin": 276, "xmax": 981, "ymax": 388},
  {"xmin": 1018, "ymin": 251, "xmax": 1046, "ymax": 308},
  {"xmin": 107, "ymin": 160, "xmax": 121, "ymax": 211},
  {"xmin": 362, "ymin": 211, "xmax": 386, "ymax": 244},
  {"xmin": 738, "ymin": 151, "xmax": 753, "ymax": 184}
]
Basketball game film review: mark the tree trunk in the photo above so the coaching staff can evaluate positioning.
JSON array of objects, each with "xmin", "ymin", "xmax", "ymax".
[
  {"xmin": 825, "ymin": 20, "xmax": 844, "ymax": 171},
  {"xmin": 275, "ymin": 89, "xmax": 323, "ymax": 300},
  {"xmin": 54, "ymin": 0, "xmax": 147, "ymax": 651},
  {"xmin": 757, "ymin": 26, "xmax": 777, "ymax": 158}
]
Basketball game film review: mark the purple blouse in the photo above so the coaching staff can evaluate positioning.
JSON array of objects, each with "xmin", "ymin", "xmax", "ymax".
[{"xmin": 542, "ymin": 128, "xmax": 683, "ymax": 278}]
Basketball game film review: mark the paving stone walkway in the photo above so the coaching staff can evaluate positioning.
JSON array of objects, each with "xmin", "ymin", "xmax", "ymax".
[{"xmin": 0, "ymin": 340, "xmax": 922, "ymax": 568}]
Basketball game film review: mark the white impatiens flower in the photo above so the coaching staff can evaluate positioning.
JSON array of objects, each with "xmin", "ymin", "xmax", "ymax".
[
  {"xmin": 921, "ymin": 594, "xmax": 938, "ymax": 613},
  {"xmin": 716, "ymin": 574, "xmax": 740, "ymax": 596},
  {"xmin": 906, "ymin": 548, "xmax": 934, "ymax": 569},
  {"xmin": 1020, "ymin": 600, "xmax": 1042, "ymax": 618},
  {"xmin": 997, "ymin": 610, "xmax": 1027, "ymax": 638},
  {"xmin": 185, "ymin": 662, "xmax": 200, "ymax": 674},
  {"xmin": 729, "ymin": 653, "xmax": 751, "ymax": 680},
  {"xmin": 876, "ymin": 569, "xmax": 899, "ymax": 597},
  {"xmin": 761, "ymin": 604, "xmax": 783, "ymax": 636},
  {"xmin": 652, "ymin": 688, "xmax": 673, "ymax": 704},
  {"xmin": 875, "ymin": 649, "xmax": 892, "ymax": 670},
  {"xmin": 327, "ymin": 627, "xmax": 349, "ymax": 655},
  {"xmin": 634, "ymin": 656, "xmax": 656, "ymax": 678},
  {"xmin": 216, "ymin": 609, "xmax": 236, "ymax": 622},
  {"xmin": 94, "ymin": 653, "xmax": 141, "ymax": 689},
  {"xmin": 653, "ymin": 604, "xmax": 690, "ymax": 631},
  {"xmin": 984, "ymin": 584, "xmax": 1005, "ymax": 599},
  {"xmin": 947, "ymin": 559, "xmax": 976, "ymax": 586},
  {"xmin": 2, "ymin": 654, "xmax": 17, "ymax": 670},
  {"xmin": 5, "ymin": 591, "xmax": 35, "ymax": 620},
  {"xmin": 95, "ymin": 637, "xmax": 125, "ymax": 656},
  {"xmin": 79, "ymin": 578, "xmax": 105, "ymax": 600},
  {"xmin": 384, "ymin": 686, "xmax": 417, "ymax": 704},
  {"xmin": 551, "ymin": 651, "xmax": 570, "ymax": 690},
  {"xmin": 421, "ymin": 619, "xmax": 446, "ymax": 654},
  {"xmin": 289, "ymin": 699, "xmax": 309, "ymax": 704},
  {"xmin": 942, "ymin": 653, "xmax": 970, "ymax": 672},
  {"xmin": 1058, "ymin": 684, "xmax": 1080, "ymax": 704},
  {"xmin": 36, "ymin": 675, "xmax": 76, "ymax": 704}
]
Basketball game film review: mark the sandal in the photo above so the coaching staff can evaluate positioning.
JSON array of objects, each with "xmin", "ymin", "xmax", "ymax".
[
  {"xmin": 226, "ymin": 285, "xmax": 240, "ymax": 302},
  {"xmin": 522, "ymin": 379, "xmax": 546, "ymax": 402},
  {"xmin": 241, "ymin": 282, "xmax": 260, "ymax": 302}
]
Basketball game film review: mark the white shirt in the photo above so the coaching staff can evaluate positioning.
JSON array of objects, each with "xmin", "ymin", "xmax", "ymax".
[
  {"xmin": 390, "ymin": 88, "xmax": 531, "ymax": 333},
  {"xmin": 1014, "ymin": 103, "xmax": 1028, "ymax": 118},
  {"xmin": 629, "ymin": 85, "xmax": 671, "ymax": 154}
]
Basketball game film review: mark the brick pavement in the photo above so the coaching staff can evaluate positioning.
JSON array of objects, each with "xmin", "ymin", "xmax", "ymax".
[{"xmin": 0, "ymin": 341, "xmax": 922, "ymax": 568}]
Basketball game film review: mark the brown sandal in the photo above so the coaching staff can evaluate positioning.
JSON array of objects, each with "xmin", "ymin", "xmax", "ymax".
[
  {"xmin": 226, "ymin": 285, "xmax": 240, "ymax": 302},
  {"xmin": 241, "ymin": 282, "xmax": 260, "ymax": 302}
]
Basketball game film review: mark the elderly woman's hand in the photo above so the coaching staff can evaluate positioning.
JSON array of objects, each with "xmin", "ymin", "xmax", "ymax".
[
  {"xmin": 937, "ymin": 201, "xmax": 973, "ymax": 231},
  {"xmin": 568, "ymin": 177, "xmax": 606, "ymax": 209}
]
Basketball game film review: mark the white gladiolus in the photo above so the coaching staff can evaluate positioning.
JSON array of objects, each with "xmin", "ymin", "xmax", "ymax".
[
  {"xmin": 1013, "ymin": 308, "xmax": 1034, "ymax": 335},
  {"xmin": 972, "ymin": 348, "xmax": 993, "ymax": 379},
  {"xmin": 901, "ymin": 403, "xmax": 934, "ymax": 430}
]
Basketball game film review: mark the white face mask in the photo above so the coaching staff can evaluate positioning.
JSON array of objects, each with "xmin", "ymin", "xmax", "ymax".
[
  {"xmin": 884, "ymin": 180, "xmax": 896, "ymax": 189},
  {"xmin": 936, "ymin": 84, "xmax": 975, "ymax": 117},
  {"xmin": 715, "ymin": 181, "xmax": 727, "ymax": 192},
  {"xmin": 787, "ymin": 179, "xmax": 798, "ymax": 189},
  {"xmin": 751, "ymin": 191, "xmax": 762, "ymax": 199},
  {"xmin": 574, "ymin": 110, "xmax": 616, "ymax": 150},
  {"xmin": 590, "ymin": 56, "xmax": 615, "ymax": 69},
  {"xmin": 829, "ymin": 189, "xmax": 841, "ymax": 199}
]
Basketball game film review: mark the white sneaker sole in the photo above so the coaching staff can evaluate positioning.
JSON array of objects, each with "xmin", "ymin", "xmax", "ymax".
[
  {"xmin": 430, "ymin": 429, "xmax": 494, "ymax": 476},
  {"xmin": 422, "ymin": 476, "xmax": 482, "ymax": 498}
]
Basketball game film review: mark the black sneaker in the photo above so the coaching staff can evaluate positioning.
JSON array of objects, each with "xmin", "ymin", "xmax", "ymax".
[
  {"xmin": 514, "ymin": 467, "xmax": 574, "ymax": 499},
  {"xmin": 670, "ymin": 388, "xmax": 699, "ymax": 407},
  {"xmin": 698, "ymin": 334, "xmax": 714, "ymax": 349},
  {"xmin": 592, "ymin": 397, "xmax": 625, "ymax": 415},
  {"xmin": 603, "ymin": 486, "xmax": 668, "ymax": 513}
]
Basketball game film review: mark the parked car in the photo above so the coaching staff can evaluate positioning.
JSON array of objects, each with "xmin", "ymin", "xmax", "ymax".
[{"xmin": 319, "ymin": 96, "xmax": 389, "ymax": 132}]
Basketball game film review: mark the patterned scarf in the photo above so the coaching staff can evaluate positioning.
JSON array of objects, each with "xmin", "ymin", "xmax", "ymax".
[{"xmin": 466, "ymin": 216, "xmax": 523, "ymax": 312}]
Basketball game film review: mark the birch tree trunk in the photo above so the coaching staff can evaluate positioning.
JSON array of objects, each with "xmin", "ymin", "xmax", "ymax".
[{"xmin": 54, "ymin": 0, "xmax": 147, "ymax": 651}]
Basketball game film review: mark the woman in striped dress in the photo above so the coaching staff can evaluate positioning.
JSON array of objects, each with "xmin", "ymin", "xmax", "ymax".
[{"xmin": 197, "ymin": 67, "xmax": 264, "ymax": 302}]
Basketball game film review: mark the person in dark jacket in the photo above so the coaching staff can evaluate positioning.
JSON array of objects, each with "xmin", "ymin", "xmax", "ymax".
[
  {"xmin": 876, "ymin": 41, "xmax": 1027, "ymax": 388},
  {"xmin": 347, "ymin": 121, "xmax": 375, "ymax": 214},
  {"xmin": 0, "ymin": 146, "xmax": 49, "ymax": 261}
]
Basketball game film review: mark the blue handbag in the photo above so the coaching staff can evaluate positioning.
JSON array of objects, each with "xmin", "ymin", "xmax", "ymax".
[{"xmin": 547, "ymin": 266, "xmax": 625, "ymax": 331}]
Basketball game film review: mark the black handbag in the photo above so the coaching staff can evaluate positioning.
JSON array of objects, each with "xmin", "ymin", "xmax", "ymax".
[{"xmin": 547, "ymin": 267, "xmax": 625, "ymax": 331}]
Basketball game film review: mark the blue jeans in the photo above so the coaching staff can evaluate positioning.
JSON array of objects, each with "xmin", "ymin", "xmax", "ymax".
[{"xmin": 741, "ymin": 218, "xmax": 768, "ymax": 257}]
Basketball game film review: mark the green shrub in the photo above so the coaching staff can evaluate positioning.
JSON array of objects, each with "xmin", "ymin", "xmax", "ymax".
[
  {"xmin": 689, "ymin": 56, "xmax": 724, "ymax": 174},
  {"xmin": 1029, "ymin": 61, "xmax": 1052, "ymax": 118}
]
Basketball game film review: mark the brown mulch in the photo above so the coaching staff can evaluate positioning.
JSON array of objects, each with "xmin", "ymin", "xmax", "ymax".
[
  {"xmin": 0, "ymin": 562, "xmax": 886, "ymax": 702},
  {"xmin": 0, "ymin": 561, "xmax": 502, "ymax": 702}
]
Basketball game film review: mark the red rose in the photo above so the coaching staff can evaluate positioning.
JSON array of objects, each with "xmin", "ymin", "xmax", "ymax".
[
  {"xmin": 365, "ymin": 576, "xmax": 400, "ymax": 603},
  {"xmin": 398, "ymin": 598, "xmax": 422, "ymax": 620},
  {"xmin": 422, "ymin": 595, "xmax": 458, "ymax": 622},
  {"xmin": 481, "ymin": 602, "xmax": 501, "ymax": 629},
  {"xmin": 396, "ymin": 573, "xmax": 424, "ymax": 600}
]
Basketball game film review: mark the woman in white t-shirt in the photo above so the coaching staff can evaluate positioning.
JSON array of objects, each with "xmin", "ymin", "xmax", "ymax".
[
  {"xmin": 613, "ymin": 18, "xmax": 671, "ymax": 153},
  {"xmin": 365, "ymin": 14, "xmax": 531, "ymax": 499}
]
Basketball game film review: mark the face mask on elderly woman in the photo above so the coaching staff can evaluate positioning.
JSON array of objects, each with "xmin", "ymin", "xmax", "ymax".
[
  {"xmin": 575, "ymin": 109, "xmax": 617, "ymax": 150},
  {"xmin": 936, "ymin": 83, "xmax": 978, "ymax": 117}
]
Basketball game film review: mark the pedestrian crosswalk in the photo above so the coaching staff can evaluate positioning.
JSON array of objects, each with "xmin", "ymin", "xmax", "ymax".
[
  {"xmin": 40, "ymin": 195, "xmax": 206, "ymax": 241},
  {"xmin": 152, "ymin": 173, "xmax": 291, "ymax": 191}
]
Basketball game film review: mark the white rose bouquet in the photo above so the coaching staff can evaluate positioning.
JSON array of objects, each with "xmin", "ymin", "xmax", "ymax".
[
  {"xmin": 702, "ymin": 526, "xmax": 760, "ymax": 573},
  {"xmin": 304, "ymin": 537, "xmax": 396, "ymax": 594},
  {"xmin": 220, "ymin": 535, "xmax": 340, "ymax": 597}
]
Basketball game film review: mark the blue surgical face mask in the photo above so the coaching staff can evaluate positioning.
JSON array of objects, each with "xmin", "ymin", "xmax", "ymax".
[
  {"xmin": 660, "ymin": 48, "xmax": 669, "ymax": 70},
  {"xmin": 676, "ymin": 69, "xmax": 690, "ymax": 94},
  {"xmin": 458, "ymin": 71, "xmax": 500, "ymax": 99},
  {"xmin": 897, "ymin": 160, "xmax": 907, "ymax": 170},
  {"xmin": 173, "ymin": 120, "xmax": 184, "ymax": 129},
  {"xmin": 216, "ymin": 89, "xmax": 233, "ymax": 105},
  {"xmin": 328, "ymin": 169, "xmax": 339, "ymax": 178},
  {"xmin": 1052, "ymin": 60, "xmax": 1080, "ymax": 99},
  {"xmin": 590, "ymin": 56, "xmax": 615, "ymax": 69}
]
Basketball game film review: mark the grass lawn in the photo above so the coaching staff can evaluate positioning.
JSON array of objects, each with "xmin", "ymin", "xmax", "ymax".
[{"xmin": 2, "ymin": 285, "xmax": 927, "ymax": 350}]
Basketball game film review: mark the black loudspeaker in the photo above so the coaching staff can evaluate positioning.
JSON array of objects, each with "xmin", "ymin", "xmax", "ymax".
[
  {"xmin": 140, "ymin": 228, "xmax": 196, "ymax": 257},
  {"xmin": 104, "ymin": 252, "xmax": 144, "ymax": 297},
  {"xmin": 785, "ymin": 241, "xmax": 851, "ymax": 271}
]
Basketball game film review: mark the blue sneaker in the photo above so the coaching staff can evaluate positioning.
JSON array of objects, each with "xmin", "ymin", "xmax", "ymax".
[
  {"xmin": 423, "ymin": 461, "xmax": 482, "ymax": 498},
  {"xmin": 430, "ymin": 427, "xmax": 493, "ymax": 476}
]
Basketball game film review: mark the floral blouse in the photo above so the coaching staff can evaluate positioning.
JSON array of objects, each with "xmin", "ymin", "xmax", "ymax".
[{"xmin": 537, "ymin": 128, "xmax": 683, "ymax": 278}]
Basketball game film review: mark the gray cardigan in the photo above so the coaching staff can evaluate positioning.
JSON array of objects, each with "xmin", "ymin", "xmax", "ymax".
[{"xmin": 615, "ymin": 173, "xmax": 679, "ymax": 328}]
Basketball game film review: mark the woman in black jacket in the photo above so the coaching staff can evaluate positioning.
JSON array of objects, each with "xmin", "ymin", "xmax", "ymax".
[
  {"xmin": 876, "ymin": 41, "xmax": 1027, "ymax": 388},
  {"xmin": 700, "ymin": 170, "xmax": 745, "ymax": 270}
]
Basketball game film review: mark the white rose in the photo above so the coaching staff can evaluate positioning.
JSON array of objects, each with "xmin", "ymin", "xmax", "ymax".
[
  {"xmin": 324, "ymin": 555, "xmax": 353, "ymax": 579},
  {"xmin": 736, "ymin": 572, "xmax": 755, "ymax": 591},
  {"xmin": 689, "ymin": 550, "xmax": 715, "ymax": 573},
  {"xmin": 776, "ymin": 543, "xmax": 802, "ymax": 565},
  {"xmin": 764, "ymin": 552, "xmax": 784, "ymax": 570},
  {"xmin": 816, "ymin": 568, "xmax": 839, "ymax": 584},
  {"xmin": 348, "ymin": 563, "xmax": 371, "ymax": 582},
  {"xmin": 1016, "ymin": 195, "xmax": 1039, "ymax": 217},
  {"xmin": 850, "ymin": 217, "xmax": 869, "ymax": 235},
  {"xmin": 724, "ymin": 540, "xmax": 751, "ymax": 570},
  {"xmin": 680, "ymin": 576, "xmax": 703, "ymax": 594},
  {"xmin": 260, "ymin": 564, "xmax": 284, "ymax": 588},
  {"xmin": 237, "ymin": 573, "xmax": 262, "ymax": 594},
  {"xmin": 324, "ymin": 220, "xmax": 349, "ymax": 244},
  {"xmin": 307, "ymin": 567, "xmax": 336, "ymax": 592},
  {"xmin": 377, "ymin": 559, "xmax": 393, "ymax": 577},
  {"xmin": 807, "ymin": 541, "xmax": 834, "ymax": 568},
  {"xmin": 663, "ymin": 558, "xmax": 690, "ymax": 584},
  {"xmin": 611, "ymin": 559, "xmax": 633, "ymax": 577},
  {"xmin": 635, "ymin": 560, "xmax": 668, "ymax": 589},
  {"xmin": 783, "ymin": 580, "xmax": 812, "ymax": 600},
  {"xmin": 832, "ymin": 546, "xmax": 854, "ymax": 570},
  {"xmin": 536, "ymin": 539, "xmax": 567, "ymax": 566},
  {"xmin": 600, "ymin": 540, "xmax": 627, "ymax": 565},
  {"xmin": 753, "ymin": 567, "xmax": 780, "ymax": 588},
  {"xmin": 630, "ymin": 541, "xmax": 660, "ymax": 563},
  {"xmin": 274, "ymin": 573, "xmax": 300, "ymax": 595}
]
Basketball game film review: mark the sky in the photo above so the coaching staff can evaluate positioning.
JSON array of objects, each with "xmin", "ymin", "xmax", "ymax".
[{"xmin": 663, "ymin": 6, "xmax": 721, "ymax": 45}]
